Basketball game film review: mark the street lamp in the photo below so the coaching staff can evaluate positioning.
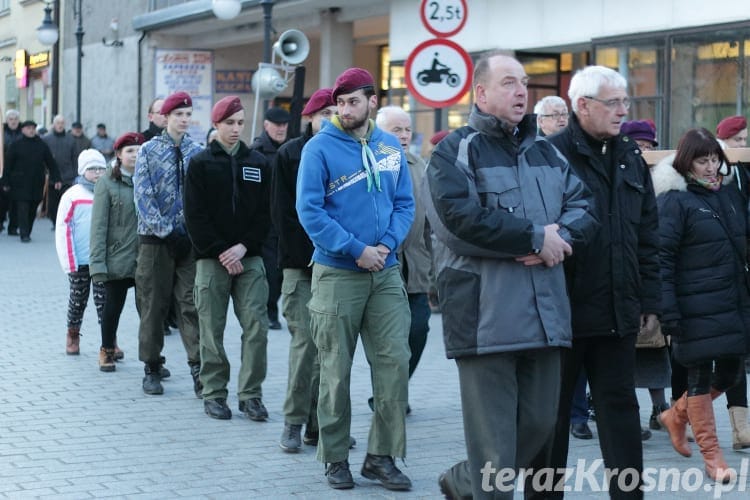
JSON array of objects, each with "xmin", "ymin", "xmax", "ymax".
[
  {"xmin": 73, "ymin": 0, "xmax": 84, "ymax": 124},
  {"xmin": 212, "ymin": 0, "xmax": 242, "ymax": 20},
  {"xmin": 36, "ymin": 1, "xmax": 59, "ymax": 46}
]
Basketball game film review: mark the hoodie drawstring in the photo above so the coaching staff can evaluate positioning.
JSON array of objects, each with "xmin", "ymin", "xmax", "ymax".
[{"xmin": 360, "ymin": 138, "xmax": 381, "ymax": 192}]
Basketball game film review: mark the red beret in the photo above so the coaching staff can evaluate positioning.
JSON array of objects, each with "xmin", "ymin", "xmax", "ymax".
[
  {"xmin": 302, "ymin": 88, "xmax": 334, "ymax": 116},
  {"xmin": 211, "ymin": 96, "xmax": 244, "ymax": 123},
  {"xmin": 114, "ymin": 132, "xmax": 146, "ymax": 151},
  {"xmin": 161, "ymin": 91, "xmax": 192, "ymax": 115},
  {"xmin": 430, "ymin": 130, "xmax": 450, "ymax": 146},
  {"xmin": 716, "ymin": 115, "xmax": 747, "ymax": 140},
  {"xmin": 332, "ymin": 68, "xmax": 375, "ymax": 101}
]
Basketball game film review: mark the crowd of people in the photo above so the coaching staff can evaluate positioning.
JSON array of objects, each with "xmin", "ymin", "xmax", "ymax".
[{"xmin": 2, "ymin": 53, "xmax": 750, "ymax": 497}]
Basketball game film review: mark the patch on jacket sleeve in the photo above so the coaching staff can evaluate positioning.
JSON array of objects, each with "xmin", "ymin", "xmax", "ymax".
[{"xmin": 241, "ymin": 166, "xmax": 262, "ymax": 182}]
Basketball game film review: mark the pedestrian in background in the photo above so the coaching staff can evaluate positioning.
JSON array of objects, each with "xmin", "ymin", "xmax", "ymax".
[
  {"xmin": 296, "ymin": 67, "xmax": 414, "ymax": 491},
  {"xmin": 55, "ymin": 149, "xmax": 107, "ymax": 356},
  {"xmin": 654, "ymin": 128, "xmax": 749, "ymax": 484},
  {"xmin": 89, "ymin": 133, "xmax": 145, "ymax": 372},
  {"xmin": 91, "ymin": 123, "xmax": 115, "ymax": 164},
  {"xmin": 142, "ymin": 97, "xmax": 167, "ymax": 141},
  {"xmin": 43, "ymin": 115, "xmax": 77, "ymax": 229},
  {"xmin": 70, "ymin": 121, "xmax": 92, "ymax": 161},
  {"xmin": 134, "ymin": 91, "xmax": 202, "ymax": 397},
  {"xmin": 2, "ymin": 108, "xmax": 23, "ymax": 234},
  {"xmin": 184, "ymin": 96, "xmax": 271, "ymax": 422},
  {"xmin": 534, "ymin": 95, "xmax": 569, "ymax": 137}
]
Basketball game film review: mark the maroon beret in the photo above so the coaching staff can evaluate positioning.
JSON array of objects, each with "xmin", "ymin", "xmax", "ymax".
[
  {"xmin": 161, "ymin": 91, "xmax": 192, "ymax": 115},
  {"xmin": 211, "ymin": 96, "xmax": 244, "ymax": 123},
  {"xmin": 332, "ymin": 68, "xmax": 375, "ymax": 101},
  {"xmin": 430, "ymin": 130, "xmax": 450, "ymax": 146},
  {"xmin": 302, "ymin": 88, "xmax": 334, "ymax": 116},
  {"xmin": 716, "ymin": 115, "xmax": 747, "ymax": 140},
  {"xmin": 620, "ymin": 120, "xmax": 658, "ymax": 146},
  {"xmin": 113, "ymin": 132, "xmax": 146, "ymax": 151}
]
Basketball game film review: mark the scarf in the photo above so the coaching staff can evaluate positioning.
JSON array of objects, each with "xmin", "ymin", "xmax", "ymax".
[
  {"xmin": 77, "ymin": 176, "xmax": 96, "ymax": 192},
  {"xmin": 331, "ymin": 115, "xmax": 381, "ymax": 192},
  {"xmin": 687, "ymin": 172, "xmax": 722, "ymax": 191}
]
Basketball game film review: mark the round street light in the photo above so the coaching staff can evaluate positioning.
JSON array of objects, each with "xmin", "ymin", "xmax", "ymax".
[
  {"xmin": 212, "ymin": 0, "xmax": 241, "ymax": 20},
  {"xmin": 37, "ymin": 3, "xmax": 59, "ymax": 46}
]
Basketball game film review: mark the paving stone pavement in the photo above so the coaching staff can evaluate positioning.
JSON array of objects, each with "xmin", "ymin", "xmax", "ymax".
[{"xmin": 1, "ymin": 221, "xmax": 749, "ymax": 499}]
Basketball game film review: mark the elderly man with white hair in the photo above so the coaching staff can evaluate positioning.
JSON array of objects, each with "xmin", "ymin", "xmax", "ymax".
[
  {"xmin": 533, "ymin": 95, "xmax": 569, "ymax": 137},
  {"xmin": 2, "ymin": 108, "xmax": 23, "ymax": 233}
]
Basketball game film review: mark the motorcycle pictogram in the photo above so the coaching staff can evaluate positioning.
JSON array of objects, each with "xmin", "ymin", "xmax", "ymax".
[{"xmin": 417, "ymin": 53, "xmax": 461, "ymax": 88}]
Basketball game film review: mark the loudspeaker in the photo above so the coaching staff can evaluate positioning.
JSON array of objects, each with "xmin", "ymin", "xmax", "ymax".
[
  {"xmin": 252, "ymin": 67, "xmax": 287, "ymax": 99},
  {"xmin": 273, "ymin": 29, "xmax": 309, "ymax": 65}
]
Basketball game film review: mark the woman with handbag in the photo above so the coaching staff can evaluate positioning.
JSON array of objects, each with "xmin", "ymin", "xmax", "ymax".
[{"xmin": 653, "ymin": 128, "xmax": 750, "ymax": 483}]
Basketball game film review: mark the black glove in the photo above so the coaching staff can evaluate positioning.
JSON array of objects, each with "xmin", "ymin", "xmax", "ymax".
[{"xmin": 165, "ymin": 231, "xmax": 192, "ymax": 262}]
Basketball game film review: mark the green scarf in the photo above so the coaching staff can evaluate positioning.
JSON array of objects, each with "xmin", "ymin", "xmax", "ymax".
[
  {"xmin": 687, "ymin": 172, "xmax": 722, "ymax": 192},
  {"xmin": 331, "ymin": 115, "xmax": 381, "ymax": 192}
]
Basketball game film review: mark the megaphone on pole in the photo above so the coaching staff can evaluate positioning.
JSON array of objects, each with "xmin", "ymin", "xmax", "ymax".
[{"xmin": 273, "ymin": 29, "xmax": 309, "ymax": 65}]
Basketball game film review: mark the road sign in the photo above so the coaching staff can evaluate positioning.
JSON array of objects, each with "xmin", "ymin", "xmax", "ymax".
[
  {"xmin": 405, "ymin": 38, "xmax": 473, "ymax": 108},
  {"xmin": 420, "ymin": 0, "xmax": 468, "ymax": 38}
]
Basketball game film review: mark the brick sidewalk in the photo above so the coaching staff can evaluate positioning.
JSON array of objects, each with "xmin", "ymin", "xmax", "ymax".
[{"xmin": 1, "ymin": 221, "xmax": 748, "ymax": 498}]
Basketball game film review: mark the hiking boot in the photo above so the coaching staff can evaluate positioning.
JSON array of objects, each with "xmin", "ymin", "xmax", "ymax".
[
  {"xmin": 66, "ymin": 327, "xmax": 81, "ymax": 355},
  {"xmin": 279, "ymin": 423, "xmax": 303, "ymax": 453},
  {"xmin": 113, "ymin": 338, "xmax": 124, "ymax": 361},
  {"xmin": 157, "ymin": 356, "xmax": 170, "ymax": 379},
  {"xmin": 189, "ymin": 362, "xmax": 202, "ymax": 398},
  {"xmin": 98, "ymin": 347, "xmax": 116, "ymax": 372},
  {"xmin": 142, "ymin": 365, "xmax": 164, "ymax": 395},
  {"xmin": 326, "ymin": 460, "xmax": 354, "ymax": 489},
  {"xmin": 204, "ymin": 398, "xmax": 232, "ymax": 420},
  {"xmin": 361, "ymin": 453, "xmax": 412, "ymax": 491},
  {"xmin": 239, "ymin": 398, "xmax": 268, "ymax": 421}
]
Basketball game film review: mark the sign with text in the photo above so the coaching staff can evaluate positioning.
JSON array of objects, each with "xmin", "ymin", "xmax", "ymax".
[
  {"xmin": 420, "ymin": 0, "xmax": 468, "ymax": 38},
  {"xmin": 215, "ymin": 70, "xmax": 254, "ymax": 93},
  {"xmin": 405, "ymin": 38, "xmax": 473, "ymax": 108},
  {"xmin": 154, "ymin": 49, "xmax": 213, "ymax": 143}
]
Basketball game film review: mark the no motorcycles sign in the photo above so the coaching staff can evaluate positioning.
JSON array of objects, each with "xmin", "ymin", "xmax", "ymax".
[{"xmin": 405, "ymin": 38, "xmax": 473, "ymax": 108}]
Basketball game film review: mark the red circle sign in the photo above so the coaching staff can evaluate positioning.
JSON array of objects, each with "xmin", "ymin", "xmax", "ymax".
[
  {"xmin": 405, "ymin": 38, "xmax": 473, "ymax": 108},
  {"xmin": 420, "ymin": 0, "xmax": 468, "ymax": 38}
]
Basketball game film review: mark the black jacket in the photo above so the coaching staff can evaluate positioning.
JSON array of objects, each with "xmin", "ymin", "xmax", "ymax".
[
  {"xmin": 652, "ymin": 159, "xmax": 750, "ymax": 364},
  {"xmin": 141, "ymin": 122, "xmax": 164, "ymax": 141},
  {"xmin": 548, "ymin": 113, "xmax": 661, "ymax": 337},
  {"xmin": 271, "ymin": 125, "xmax": 314, "ymax": 270},
  {"xmin": 3, "ymin": 124, "xmax": 22, "ymax": 155},
  {"xmin": 184, "ymin": 140, "xmax": 271, "ymax": 259},
  {"xmin": 250, "ymin": 131, "xmax": 284, "ymax": 165},
  {"xmin": 4, "ymin": 135, "xmax": 60, "ymax": 201}
]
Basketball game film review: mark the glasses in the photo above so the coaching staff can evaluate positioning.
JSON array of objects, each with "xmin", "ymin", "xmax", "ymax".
[
  {"xmin": 583, "ymin": 95, "xmax": 631, "ymax": 110},
  {"xmin": 540, "ymin": 112, "xmax": 568, "ymax": 120}
]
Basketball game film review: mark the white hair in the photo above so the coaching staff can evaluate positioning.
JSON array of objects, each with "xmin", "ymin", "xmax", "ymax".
[
  {"xmin": 376, "ymin": 105, "xmax": 410, "ymax": 128},
  {"xmin": 568, "ymin": 66, "xmax": 627, "ymax": 113},
  {"xmin": 533, "ymin": 96, "xmax": 567, "ymax": 115},
  {"xmin": 5, "ymin": 109, "xmax": 20, "ymax": 120}
]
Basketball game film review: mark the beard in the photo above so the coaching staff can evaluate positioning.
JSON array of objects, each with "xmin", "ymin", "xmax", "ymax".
[{"xmin": 339, "ymin": 112, "xmax": 369, "ymax": 132}]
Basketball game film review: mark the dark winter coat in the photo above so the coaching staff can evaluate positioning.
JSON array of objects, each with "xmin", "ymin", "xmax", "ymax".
[
  {"xmin": 43, "ymin": 130, "xmax": 77, "ymax": 184},
  {"xmin": 4, "ymin": 134, "xmax": 60, "ymax": 201},
  {"xmin": 652, "ymin": 158, "xmax": 750, "ymax": 365},
  {"xmin": 3, "ymin": 124, "xmax": 22, "ymax": 154},
  {"xmin": 184, "ymin": 140, "xmax": 271, "ymax": 260},
  {"xmin": 548, "ymin": 113, "xmax": 661, "ymax": 338},
  {"xmin": 271, "ymin": 125, "xmax": 314, "ymax": 270}
]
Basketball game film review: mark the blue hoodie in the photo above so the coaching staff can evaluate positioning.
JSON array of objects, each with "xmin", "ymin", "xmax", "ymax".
[{"xmin": 296, "ymin": 118, "xmax": 415, "ymax": 272}]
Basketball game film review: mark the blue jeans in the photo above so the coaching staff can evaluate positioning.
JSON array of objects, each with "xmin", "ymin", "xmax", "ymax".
[{"xmin": 570, "ymin": 370, "xmax": 589, "ymax": 425}]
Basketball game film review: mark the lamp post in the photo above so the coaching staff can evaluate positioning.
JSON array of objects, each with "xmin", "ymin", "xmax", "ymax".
[
  {"xmin": 74, "ymin": 0, "xmax": 84, "ymax": 124},
  {"xmin": 36, "ymin": 0, "xmax": 60, "ymax": 118}
]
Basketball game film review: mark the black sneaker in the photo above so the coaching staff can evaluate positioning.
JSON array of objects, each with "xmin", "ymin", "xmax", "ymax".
[
  {"xmin": 280, "ymin": 423, "xmax": 302, "ymax": 452},
  {"xmin": 650, "ymin": 403, "xmax": 668, "ymax": 430},
  {"xmin": 239, "ymin": 398, "xmax": 268, "ymax": 421},
  {"xmin": 204, "ymin": 398, "xmax": 232, "ymax": 420},
  {"xmin": 361, "ymin": 454, "xmax": 411, "ymax": 491},
  {"xmin": 326, "ymin": 460, "xmax": 354, "ymax": 489},
  {"xmin": 142, "ymin": 366, "xmax": 163, "ymax": 395}
]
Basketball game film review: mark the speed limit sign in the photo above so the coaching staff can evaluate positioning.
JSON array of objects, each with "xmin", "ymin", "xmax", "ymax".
[{"xmin": 420, "ymin": 0, "xmax": 468, "ymax": 38}]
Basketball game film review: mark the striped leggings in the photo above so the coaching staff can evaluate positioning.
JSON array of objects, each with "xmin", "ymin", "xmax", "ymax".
[{"xmin": 67, "ymin": 265, "xmax": 106, "ymax": 328}]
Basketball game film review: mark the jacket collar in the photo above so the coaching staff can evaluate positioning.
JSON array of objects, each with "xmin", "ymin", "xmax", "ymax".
[{"xmin": 467, "ymin": 105, "xmax": 536, "ymax": 144}]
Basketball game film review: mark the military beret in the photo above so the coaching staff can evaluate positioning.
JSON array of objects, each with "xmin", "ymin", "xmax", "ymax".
[
  {"xmin": 302, "ymin": 88, "xmax": 334, "ymax": 116},
  {"xmin": 161, "ymin": 91, "xmax": 192, "ymax": 115},
  {"xmin": 716, "ymin": 115, "xmax": 747, "ymax": 140},
  {"xmin": 211, "ymin": 96, "xmax": 244, "ymax": 123},
  {"xmin": 264, "ymin": 107, "xmax": 291, "ymax": 124},
  {"xmin": 430, "ymin": 130, "xmax": 450, "ymax": 146},
  {"xmin": 332, "ymin": 67, "xmax": 375, "ymax": 101},
  {"xmin": 620, "ymin": 120, "xmax": 658, "ymax": 146},
  {"xmin": 77, "ymin": 149, "xmax": 107, "ymax": 175},
  {"xmin": 113, "ymin": 132, "xmax": 146, "ymax": 151}
]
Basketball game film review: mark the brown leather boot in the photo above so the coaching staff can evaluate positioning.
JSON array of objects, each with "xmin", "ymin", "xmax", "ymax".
[
  {"xmin": 66, "ymin": 327, "xmax": 81, "ymax": 355},
  {"xmin": 658, "ymin": 391, "xmax": 691, "ymax": 457},
  {"xmin": 98, "ymin": 347, "xmax": 116, "ymax": 372},
  {"xmin": 688, "ymin": 394, "xmax": 736, "ymax": 484},
  {"xmin": 113, "ymin": 338, "xmax": 124, "ymax": 361}
]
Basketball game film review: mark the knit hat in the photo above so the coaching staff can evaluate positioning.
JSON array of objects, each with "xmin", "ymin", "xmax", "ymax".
[
  {"xmin": 620, "ymin": 120, "xmax": 658, "ymax": 146},
  {"xmin": 302, "ymin": 88, "xmax": 334, "ymax": 116},
  {"xmin": 113, "ymin": 132, "xmax": 146, "ymax": 151},
  {"xmin": 332, "ymin": 68, "xmax": 375, "ymax": 101},
  {"xmin": 716, "ymin": 115, "xmax": 747, "ymax": 140},
  {"xmin": 211, "ymin": 96, "xmax": 244, "ymax": 123},
  {"xmin": 77, "ymin": 149, "xmax": 107, "ymax": 175},
  {"xmin": 161, "ymin": 91, "xmax": 192, "ymax": 115}
]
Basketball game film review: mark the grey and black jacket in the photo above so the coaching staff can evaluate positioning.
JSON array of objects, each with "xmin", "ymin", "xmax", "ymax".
[{"xmin": 424, "ymin": 106, "xmax": 598, "ymax": 359}]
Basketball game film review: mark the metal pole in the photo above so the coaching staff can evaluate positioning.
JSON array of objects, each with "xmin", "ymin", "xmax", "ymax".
[
  {"xmin": 51, "ymin": 0, "xmax": 60, "ymax": 116},
  {"xmin": 75, "ymin": 0, "xmax": 84, "ymax": 123},
  {"xmin": 260, "ymin": 0, "xmax": 274, "ymax": 112}
]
